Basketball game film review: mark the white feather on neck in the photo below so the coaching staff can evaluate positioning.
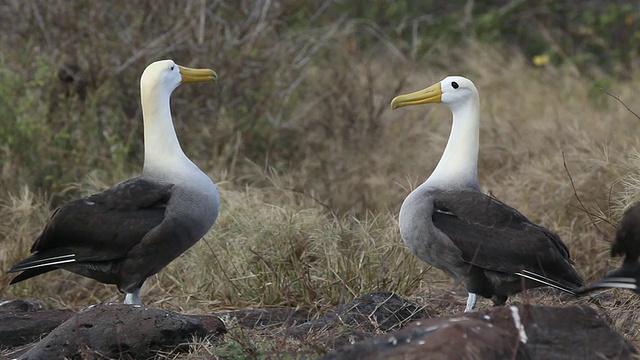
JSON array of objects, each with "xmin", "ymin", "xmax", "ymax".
[
  {"xmin": 140, "ymin": 78, "xmax": 192, "ymax": 175},
  {"xmin": 421, "ymin": 91, "xmax": 480, "ymax": 191}
]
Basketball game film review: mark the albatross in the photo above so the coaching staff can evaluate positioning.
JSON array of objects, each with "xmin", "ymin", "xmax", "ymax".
[
  {"xmin": 9, "ymin": 60, "xmax": 219, "ymax": 305},
  {"xmin": 390, "ymin": 76, "xmax": 583, "ymax": 312},
  {"xmin": 577, "ymin": 204, "xmax": 640, "ymax": 295}
]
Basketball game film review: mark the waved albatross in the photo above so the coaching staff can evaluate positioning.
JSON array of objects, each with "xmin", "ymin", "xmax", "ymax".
[
  {"xmin": 390, "ymin": 76, "xmax": 583, "ymax": 312},
  {"xmin": 9, "ymin": 60, "xmax": 219, "ymax": 305},
  {"xmin": 577, "ymin": 204, "xmax": 640, "ymax": 295}
]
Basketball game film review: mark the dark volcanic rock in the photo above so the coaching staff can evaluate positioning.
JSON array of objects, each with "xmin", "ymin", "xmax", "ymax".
[
  {"xmin": 0, "ymin": 300, "xmax": 74, "ymax": 348},
  {"xmin": 498, "ymin": 305, "xmax": 636, "ymax": 359},
  {"xmin": 17, "ymin": 303, "xmax": 226, "ymax": 359},
  {"xmin": 289, "ymin": 291, "xmax": 427, "ymax": 349},
  {"xmin": 320, "ymin": 304, "xmax": 636, "ymax": 360},
  {"xmin": 0, "ymin": 299, "xmax": 46, "ymax": 312},
  {"xmin": 214, "ymin": 307, "xmax": 311, "ymax": 329},
  {"xmin": 319, "ymin": 315, "xmax": 529, "ymax": 360}
]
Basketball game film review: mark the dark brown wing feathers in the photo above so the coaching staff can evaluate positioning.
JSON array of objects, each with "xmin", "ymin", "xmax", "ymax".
[
  {"xmin": 9, "ymin": 178, "xmax": 172, "ymax": 279},
  {"xmin": 431, "ymin": 190, "xmax": 582, "ymax": 287}
]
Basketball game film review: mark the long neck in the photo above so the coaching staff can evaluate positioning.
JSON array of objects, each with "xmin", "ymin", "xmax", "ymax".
[
  {"xmin": 140, "ymin": 84, "xmax": 188, "ymax": 174},
  {"xmin": 424, "ymin": 95, "xmax": 480, "ymax": 190}
]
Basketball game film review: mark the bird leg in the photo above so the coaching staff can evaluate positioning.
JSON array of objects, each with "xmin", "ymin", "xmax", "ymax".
[
  {"xmin": 124, "ymin": 288, "xmax": 142, "ymax": 305},
  {"xmin": 464, "ymin": 293, "xmax": 477, "ymax": 312}
]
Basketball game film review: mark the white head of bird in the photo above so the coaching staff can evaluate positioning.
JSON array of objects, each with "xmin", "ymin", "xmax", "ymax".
[
  {"xmin": 391, "ymin": 76, "xmax": 481, "ymax": 189},
  {"xmin": 391, "ymin": 76, "xmax": 479, "ymax": 113},
  {"xmin": 141, "ymin": 60, "xmax": 218, "ymax": 99},
  {"xmin": 140, "ymin": 60, "xmax": 217, "ymax": 176}
]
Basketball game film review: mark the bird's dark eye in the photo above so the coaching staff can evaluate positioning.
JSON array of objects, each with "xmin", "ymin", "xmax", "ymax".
[
  {"xmin": 451, "ymin": 82, "xmax": 459, "ymax": 89},
  {"xmin": 170, "ymin": 65, "xmax": 175, "ymax": 70}
]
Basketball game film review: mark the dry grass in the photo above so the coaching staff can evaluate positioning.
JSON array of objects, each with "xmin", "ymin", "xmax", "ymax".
[{"xmin": 2, "ymin": 1, "xmax": 640, "ymax": 358}]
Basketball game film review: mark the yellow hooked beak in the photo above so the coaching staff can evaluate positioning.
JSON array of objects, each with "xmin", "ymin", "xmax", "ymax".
[
  {"xmin": 179, "ymin": 65, "xmax": 218, "ymax": 83},
  {"xmin": 390, "ymin": 82, "xmax": 442, "ymax": 109}
]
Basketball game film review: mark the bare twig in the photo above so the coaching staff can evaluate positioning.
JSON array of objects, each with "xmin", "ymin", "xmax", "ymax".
[
  {"xmin": 566, "ymin": 204, "xmax": 612, "ymax": 225},
  {"xmin": 198, "ymin": 0, "xmax": 206, "ymax": 46},
  {"xmin": 562, "ymin": 151, "xmax": 605, "ymax": 238},
  {"xmin": 607, "ymin": 185, "xmax": 617, "ymax": 230},
  {"xmin": 310, "ymin": 0, "xmax": 332, "ymax": 22},
  {"xmin": 249, "ymin": 248, "xmax": 293, "ymax": 307},
  {"xmin": 30, "ymin": 0, "xmax": 52, "ymax": 50},
  {"xmin": 601, "ymin": 87, "xmax": 640, "ymax": 121},
  {"xmin": 202, "ymin": 238, "xmax": 245, "ymax": 297},
  {"xmin": 112, "ymin": 19, "xmax": 191, "ymax": 76},
  {"xmin": 287, "ymin": 187, "xmax": 339, "ymax": 221},
  {"xmin": 349, "ymin": 19, "xmax": 407, "ymax": 62}
]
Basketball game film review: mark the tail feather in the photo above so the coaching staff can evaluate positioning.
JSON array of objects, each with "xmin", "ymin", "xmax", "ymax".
[
  {"xmin": 576, "ymin": 276, "xmax": 639, "ymax": 295},
  {"xmin": 515, "ymin": 269, "xmax": 578, "ymax": 295},
  {"xmin": 576, "ymin": 263, "xmax": 640, "ymax": 296},
  {"xmin": 9, "ymin": 266, "xmax": 57, "ymax": 284},
  {"xmin": 9, "ymin": 251, "xmax": 76, "ymax": 285},
  {"xmin": 9, "ymin": 253, "xmax": 75, "ymax": 272},
  {"xmin": 588, "ymin": 280, "xmax": 637, "ymax": 290}
]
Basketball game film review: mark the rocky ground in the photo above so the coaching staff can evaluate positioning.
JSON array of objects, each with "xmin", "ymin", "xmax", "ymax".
[{"xmin": 0, "ymin": 291, "xmax": 636, "ymax": 359}]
